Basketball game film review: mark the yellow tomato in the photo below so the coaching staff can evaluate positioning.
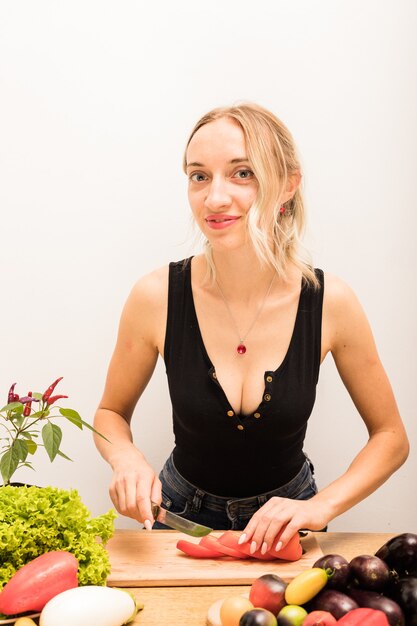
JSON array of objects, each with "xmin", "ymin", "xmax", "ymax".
[
  {"xmin": 220, "ymin": 595, "xmax": 254, "ymax": 626},
  {"xmin": 14, "ymin": 619, "xmax": 38, "ymax": 626},
  {"xmin": 285, "ymin": 567, "xmax": 329, "ymax": 605}
]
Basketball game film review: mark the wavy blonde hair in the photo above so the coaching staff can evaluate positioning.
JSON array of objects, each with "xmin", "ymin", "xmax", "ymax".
[{"xmin": 183, "ymin": 102, "xmax": 318, "ymax": 287}]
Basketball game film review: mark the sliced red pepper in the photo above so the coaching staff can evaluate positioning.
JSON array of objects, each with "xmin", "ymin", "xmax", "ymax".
[
  {"xmin": 337, "ymin": 608, "xmax": 390, "ymax": 625},
  {"xmin": 0, "ymin": 550, "xmax": 78, "ymax": 615},
  {"xmin": 176, "ymin": 539, "xmax": 224, "ymax": 558},
  {"xmin": 199, "ymin": 534, "xmax": 248, "ymax": 559},
  {"xmin": 217, "ymin": 530, "xmax": 302, "ymax": 561}
]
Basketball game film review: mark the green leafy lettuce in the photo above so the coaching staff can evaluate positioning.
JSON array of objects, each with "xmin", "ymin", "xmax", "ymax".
[{"xmin": 0, "ymin": 485, "xmax": 117, "ymax": 589}]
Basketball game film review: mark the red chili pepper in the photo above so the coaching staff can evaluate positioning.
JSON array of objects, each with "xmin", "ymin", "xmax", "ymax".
[
  {"xmin": 23, "ymin": 392, "xmax": 33, "ymax": 417},
  {"xmin": 42, "ymin": 377, "xmax": 63, "ymax": 402},
  {"xmin": 46, "ymin": 394, "xmax": 68, "ymax": 406},
  {"xmin": 8, "ymin": 383, "xmax": 17, "ymax": 404},
  {"xmin": 12, "ymin": 393, "xmax": 20, "ymax": 402}
]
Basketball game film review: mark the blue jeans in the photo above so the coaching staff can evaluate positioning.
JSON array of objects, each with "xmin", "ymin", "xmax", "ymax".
[{"xmin": 153, "ymin": 452, "xmax": 318, "ymax": 531}]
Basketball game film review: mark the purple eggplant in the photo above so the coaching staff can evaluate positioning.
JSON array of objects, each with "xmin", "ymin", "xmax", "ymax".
[
  {"xmin": 375, "ymin": 533, "xmax": 417, "ymax": 576},
  {"xmin": 349, "ymin": 554, "xmax": 391, "ymax": 591},
  {"xmin": 309, "ymin": 589, "xmax": 358, "ymax": 619},
  {"xmin": 389, "ymin": 577, "xmax": 417, "ymax": 626},
  {"xmin": 313, "ymin": 554, "xmax": 350, "ymax": 590},
  {"xmin": 348, "ymin": 588, "xmax": 405, "ymax": 626}
]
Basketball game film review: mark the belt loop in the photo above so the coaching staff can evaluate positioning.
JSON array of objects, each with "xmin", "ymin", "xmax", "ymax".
[
  {"xmin": 191, "ymin": 489, "xmax": 205, "ymax": 513},
  {"xmin": 257, "ymin": 494, "xmax": 268, "ymax": 507}
]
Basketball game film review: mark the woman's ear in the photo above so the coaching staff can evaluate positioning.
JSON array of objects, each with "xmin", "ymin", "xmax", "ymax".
[{"xmin": 283, "ymin": 171, "xmax": 302, "ymax": 202}]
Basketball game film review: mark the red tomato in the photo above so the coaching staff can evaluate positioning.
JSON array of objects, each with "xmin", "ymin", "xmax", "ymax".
[
  {"xmin": 218, "ymin": 531, "xmax": 275, "ymax": 560},
  {"xmin": 302, "ymin": 610, "xmax": 337, "ymax": 625},
  {"xmin": 176, "ymin": 539, "xmax": 224, "ymax": 558}
]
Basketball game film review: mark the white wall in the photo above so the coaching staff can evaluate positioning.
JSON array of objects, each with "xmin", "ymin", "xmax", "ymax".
[{"xmin": 1, "ymin": 0, "xmax": 416, "ymax": 533}]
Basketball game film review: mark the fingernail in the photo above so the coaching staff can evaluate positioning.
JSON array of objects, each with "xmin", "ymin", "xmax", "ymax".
[
  {"xmin": 250, "ymin": 541, "xmax": 257, "ymax": 554},
  {"xmin": 238, "ymin": 533, "xmax": 247, "ymax": 545},
  {"xmin": 144, "ymin": 519, "xmax": 152, "ymax": 531},
  {"xmin": 275, "ymin": 540, "xmax": 283, "ymax": 552},
  {"xmin": 261, "ymin": 541, "xmax": 268, "ymax": 555}
]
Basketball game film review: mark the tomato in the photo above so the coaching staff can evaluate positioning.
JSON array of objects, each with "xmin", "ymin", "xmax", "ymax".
[
  {"xmin": 218, "ymin": 531, "xmax": 302, "ymax": 562},
  {"xmin": 239, "ymin": 608, "xmax": 278, "ymax": 625},
  {"xmin": 249, "ymin": 574, "xmax": 287, "ymax": 615},
  {"xmin": 285, "ymin": 568, "xmax": 329, "ymax": 605},
  {"xmin": 266, "ymin": 534, "xmax": 303, "ymax": 562},
  {"xmin": 277, "ymin": 604, "xmax": 308, "ymax": 625},
  {"xmin": 202, "ymin": 535, "xmax": 249, "ymax": 559},
  {"xmin": 220, "ymin": 596, "xmax": 254, "ymax": 626},
  {"xmin": 176, "ymin": 539, "xmax": 224, "ymax": 558},
  {"xmin": 302, "ymin": 610, "xmax": 337, "ymax": 625}
]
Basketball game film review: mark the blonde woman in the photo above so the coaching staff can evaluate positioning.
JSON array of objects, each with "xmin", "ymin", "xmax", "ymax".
[{"xmin": 94, "ymin": 103, "xmax": 408, "ymax": 554}]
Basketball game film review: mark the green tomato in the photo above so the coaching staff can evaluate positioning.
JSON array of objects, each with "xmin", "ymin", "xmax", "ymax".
[{"xmin": 277, "ymin": 604, "xmax": 308, "ymax": 626}]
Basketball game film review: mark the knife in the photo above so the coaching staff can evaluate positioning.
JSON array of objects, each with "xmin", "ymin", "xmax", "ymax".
[{"xmin": 151, "ymin": 501, "xmax": 212, "ymax": 537}]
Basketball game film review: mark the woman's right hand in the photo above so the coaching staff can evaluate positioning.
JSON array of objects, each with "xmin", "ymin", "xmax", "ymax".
[{"xmin": 109, "ymin": 446, "xmax": 162, "ymax": 527}]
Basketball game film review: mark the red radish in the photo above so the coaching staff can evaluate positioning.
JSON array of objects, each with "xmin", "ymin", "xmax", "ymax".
[
  {"xmin": 0, "ymin": 551, "xmax": 78, "ymax": 615},
  {"xmin": 176, "ymin": 539, "xmax": 225, "ymax": 558}
]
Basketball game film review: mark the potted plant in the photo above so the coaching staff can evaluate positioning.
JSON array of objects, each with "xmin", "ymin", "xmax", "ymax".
[
  {"xmin": 0, "ymin": 378, "xmax": 116, "ymax": 596},
  {"xmin": 0, "ymin": 376, "xmax": 107, "ymax": 485}
]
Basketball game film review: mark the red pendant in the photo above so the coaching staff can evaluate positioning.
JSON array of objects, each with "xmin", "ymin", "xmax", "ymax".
[{"xmin": 237, "ymin": 344, "xmax": 247, "ymax": 355}]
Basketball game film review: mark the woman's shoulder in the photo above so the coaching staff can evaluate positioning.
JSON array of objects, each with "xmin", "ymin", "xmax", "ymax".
[
  {"xmin": 128, "ymin": 257, "xmax": 193, "ymax": 306},
  {"xmin": 322, "ymin": 271, "xmax": 359, "ymax": 307}
]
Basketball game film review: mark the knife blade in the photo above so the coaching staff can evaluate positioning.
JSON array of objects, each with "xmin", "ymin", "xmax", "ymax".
[{"xmin": 151, "ymin": 501, "xmax": 212, "ymax": 537}]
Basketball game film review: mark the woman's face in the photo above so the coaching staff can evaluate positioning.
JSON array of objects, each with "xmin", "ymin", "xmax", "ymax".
[{"xmin": 185, "ymin": 117, "xmax": 258, "ymax": 251}]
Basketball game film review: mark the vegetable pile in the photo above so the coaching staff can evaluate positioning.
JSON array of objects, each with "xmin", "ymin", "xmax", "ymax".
[
  {"xmin": 211, "ymin": 532, "xmax": 417, "ymax": 626},
  {"xmin": 177, "ymin": 530, "xmax": 302, "ymax": 561},
  {"xmin": 0, "ymin": 485, "xmax": 116, "ymax": 591}
]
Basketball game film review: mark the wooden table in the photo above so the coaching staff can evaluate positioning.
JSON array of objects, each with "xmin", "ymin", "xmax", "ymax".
[{"xmin": 113, "ymin": 532, "xmax": 396, "ymax": 626}]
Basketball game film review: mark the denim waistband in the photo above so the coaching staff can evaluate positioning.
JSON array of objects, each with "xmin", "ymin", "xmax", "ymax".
[{"xmin": 160, "ymin": 452, "xmax": 314, "ymax": 514}]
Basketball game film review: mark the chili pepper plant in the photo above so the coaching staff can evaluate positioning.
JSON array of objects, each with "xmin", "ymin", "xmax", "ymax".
[{"xmin": 0, "ymin": 377, "xmax": 108, "ymax": 485}]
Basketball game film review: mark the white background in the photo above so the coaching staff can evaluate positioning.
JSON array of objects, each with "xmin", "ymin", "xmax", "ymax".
[{"xmin": 1, "ymin": 0, "xmax": 416, "ymax": 532}]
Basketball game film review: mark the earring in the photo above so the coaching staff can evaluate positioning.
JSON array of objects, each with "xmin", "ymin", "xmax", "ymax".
[{"xmin": 279, "ymin": 205, "xmax": 286, "ymax": 214}]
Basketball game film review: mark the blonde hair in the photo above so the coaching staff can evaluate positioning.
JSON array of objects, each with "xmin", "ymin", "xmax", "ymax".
[{"xmin": 183, "ymin": 102, "xmax": 318, "ymax": 288}]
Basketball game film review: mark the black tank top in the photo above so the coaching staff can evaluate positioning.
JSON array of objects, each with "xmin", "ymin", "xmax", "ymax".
[{"xmin": 164, "ymin": 258, "xmax": 324, "ymax": 497}]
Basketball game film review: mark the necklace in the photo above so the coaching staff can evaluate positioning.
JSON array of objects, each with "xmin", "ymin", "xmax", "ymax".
[{"xmin": 215, "ymin": 273, "xmax": 276, "ymax": 355}]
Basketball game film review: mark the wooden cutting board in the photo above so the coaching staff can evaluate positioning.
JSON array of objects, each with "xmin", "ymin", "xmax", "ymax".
[{"xmin": 106, "ymin": 530, "xmax": 323, "ymax": 587}]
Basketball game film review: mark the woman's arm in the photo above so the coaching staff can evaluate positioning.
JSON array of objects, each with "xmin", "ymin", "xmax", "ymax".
[
  {"xmin": 94, "ymin": 266, "xmax": 168, "ymax": 526},
  {"xmin": 240, "ymin": 274, "xmax": 409, "ymax": 553}
]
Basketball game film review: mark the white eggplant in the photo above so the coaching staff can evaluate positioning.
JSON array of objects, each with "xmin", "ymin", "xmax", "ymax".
[{"xmin": 39, "ymin": 585, "xmax": 141, "ymax": 626}]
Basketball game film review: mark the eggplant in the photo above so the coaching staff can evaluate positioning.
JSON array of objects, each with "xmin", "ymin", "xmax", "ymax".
[
  {"xmin": 389, "ymin": 577, "xmax": 417, "ymax": 626},
  {"xmin": 375, "ymin": 533, "xmax": 417, "ymax": 576},
  {"xmin": 348, "ymin": 588, "xmax": 405, "ymax": 626},
  {"xmin": 349, "ymin": 554, "xmax": 391, "ymax": 591},
  {"xmin": 309, "ymin": 590, "xmax": 358, "ymax": 619},
  {"xmin": 313, "ymin": 554, "xmax": 350, "ymax": 590}
]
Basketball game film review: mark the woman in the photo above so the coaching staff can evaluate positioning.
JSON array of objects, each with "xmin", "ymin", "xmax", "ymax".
[{"xmin": 93, "ymin": 103, "xmax": 409, "ymax": 555}]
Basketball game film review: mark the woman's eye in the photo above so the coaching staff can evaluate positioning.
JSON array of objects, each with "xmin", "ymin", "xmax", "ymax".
[
  {"xmin": 190, "ymin": 172, "xmax": 207, "ymax": 182},
  {"xmin": 234, "ymin": 169, "xmax": 254, "ymax": 180}
]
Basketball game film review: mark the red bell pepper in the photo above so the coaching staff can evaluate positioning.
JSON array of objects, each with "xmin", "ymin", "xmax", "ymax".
[
  {"xmin": 337, "ymin": 608, "xmax": 390, "ymax": 625},
  {"xmin": 0, "ymin": 550, "xmax": 78, "ymax": 615}
]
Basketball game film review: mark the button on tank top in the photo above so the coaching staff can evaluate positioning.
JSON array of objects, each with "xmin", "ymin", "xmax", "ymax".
[{"xmin": 164, "ymin": 258, "xmax": 324, "ymax": 497}]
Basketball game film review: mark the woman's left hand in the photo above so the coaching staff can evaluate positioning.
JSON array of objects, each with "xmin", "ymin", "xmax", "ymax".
[{"xmin": 239, "ymin": 496, "xmax": 330, "ymax": 554}]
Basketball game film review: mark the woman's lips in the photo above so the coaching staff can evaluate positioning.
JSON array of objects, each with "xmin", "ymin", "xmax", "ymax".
[{"xmin": 205, "ymin": 215, "xmax": 241, "ymax": 230}]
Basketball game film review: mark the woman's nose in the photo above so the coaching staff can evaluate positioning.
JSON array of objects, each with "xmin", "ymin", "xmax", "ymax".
[{"xmin": 204, "ymin": 178, "xmax": 232, "ymax": 211}]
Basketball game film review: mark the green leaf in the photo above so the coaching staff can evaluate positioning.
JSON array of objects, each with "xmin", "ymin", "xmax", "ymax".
[
  {"xmin": 0, "ymin": 402, "xmax": 24, "ymax": 414},
  {"xmin": 32, "ymin": 392, "xmax": 43, "ymax": 401},
  {"xmin": 80, "ymin": 419, "xmax": 111, "ymax": 443},
  {"xmin": 0, "ymin": 446, "xmax": 20, "ymax": 483},
  {"xmin": 11, "ymin": 414, "xmax": 25, "ymax": 428},
  {"xmin": 26, "ymin": 440, "xmax": 37, "ymax": 455},
  {"xmin": 42, "ymin": 422, "xmax": 62, "ymax": 462},
  {"xmin": 13, "ymin": 439, "xmax": 28, "ymax": 462},
  {"xmin": 27, "ymin": 410, "xmax": 46, "ymax": 419},
  {"xmin": 60, "ymin": 408, "xmax": 82, "ymax": 429},
  {"xmin": 56, "ymin": 449, "xmax": 73, "ymax": 461}
]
